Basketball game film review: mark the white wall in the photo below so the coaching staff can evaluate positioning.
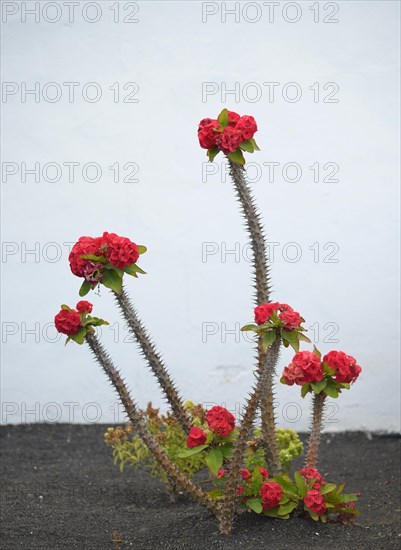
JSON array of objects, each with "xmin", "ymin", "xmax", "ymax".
[{"xmin": 1, "ymin": 1, "xmax": 399, "ymax": 431}]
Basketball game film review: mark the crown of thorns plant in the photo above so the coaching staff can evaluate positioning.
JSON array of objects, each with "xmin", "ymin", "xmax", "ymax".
[{"xmin": 55, "ymin": 110, "xmax": 361, "ymax": 535}]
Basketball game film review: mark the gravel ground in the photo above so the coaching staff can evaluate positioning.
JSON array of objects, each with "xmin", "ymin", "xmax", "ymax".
[{"xmin": 0, "ymin": 424, "xmax": 400, "ymax": 549}]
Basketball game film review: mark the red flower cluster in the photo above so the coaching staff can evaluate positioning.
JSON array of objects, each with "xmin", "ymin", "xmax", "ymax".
[
  {"xmin": 186, "ymin": 426, "xmax": 207, "ymax": 449},
  {"xmin": 76, "ymin": 301, "xmax": 93, "ymax": 313},
  {"xmin": 260, "ymin": 481, "xmax": 283, "ymax": 510},
  {"xmin": 304, "ymin": 488, "xmax": 327, "ymax": 516},
  {"xmin": 298, "ymin": 468, "xmax": 323, "ymax": 484},
  {"xmin": 206, "ymin": 406, "xmax": 235, "ymax": 437},
  {"xmin": 254, "ymin": 302, "xmax": 302, "ymax": 330},
  {"xmin": 198, "ymin": 111, "xmax": 257, "ymax": 153},
  {"xmin": 69, "ymin": 232, "xmax": 139, "ymax": 281},
  {"xmin": 323, "ymin": 350, "xmax": 362, "ymax": 384},
  {"xmin": 54, "ymin": 307, "xmax": 83, "ymax": 335},
  {"xmin": 282, "ymin": 351, "xmax": 324, "ymax": 386}
]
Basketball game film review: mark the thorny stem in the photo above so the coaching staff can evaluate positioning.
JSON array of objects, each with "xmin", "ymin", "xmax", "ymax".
[
  {"xmin": 305, "ymin": 393, "xmax": 326, "ymax": 468},
  {"xmin": 85, "ymin": 333, "xmax": 217, "ymax": 515},
  {"xmin": 228, "ymin": 160, "xmax": 281, "ymax": 468},
  {"xmin": 113, "ymin": 285, "xmax": 191, "ymax": 433}
]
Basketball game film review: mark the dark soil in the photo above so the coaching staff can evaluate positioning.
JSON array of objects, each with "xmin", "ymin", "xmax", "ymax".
[{"xmin": 0, "ymin": 425, "xmax": 400, "ymax": 549}]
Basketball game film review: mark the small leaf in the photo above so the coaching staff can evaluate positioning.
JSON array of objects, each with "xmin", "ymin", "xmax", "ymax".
[
  {"xmin": 207, "ymin": 145, "xmax": 220, "ymax": 162},
  {"xmin": 277, "ymin": 501, "xmax": 298, "ymax": 515},
  {"xmin": 69, "ymin": 327, "xmax": 87, "ymax": 345},
  {"xmin": 249, "ymin": 137, "xmax": 260, "ymax": 151},
  {"xmin": 206, "ymin": 447, "xmax": 223, "ymax": 475},
  {"xmin": 294, "ymin": 472, "xmax": 307, "ymax": 498},
  {"xmin": 102, "ymin": 269, "xmax": 123, "ymax": 294},
  {"xmin": 241, "ymin": 324, "xmax": 259, "ymax": 332},
  {"xmin": 137, "ymin": 245, "xmax": 147, "ymax": 255},
  {"xmin": 281, "ymin": 330, "xmax": 299, "ymax": 352},
  {"xmin": 207, "ymin": 488, "xmax": 224, "ymax": 500},
  {"xmin": 124, "ymin": 263, "xmax": 146, "ymax": 275},
  {"xmin": 217, "ymin": 108, "xmax": 229, "ymax": 129},
  {"xmin": 322, "ymin": 362, "xmax": 336, "ymax": 376},
  {"xmin": 239, "ymin": 139, "xmax": 255, "ymax": 153},
  {"xmin": 79, "ymin": 280, "xmax": 91, "ymax": 297},
  {"xmin": 262, "ymin": 330, "xmax": 276, "ymax": 350},
  {"xmin": 80, "ymin": 254, "xmax": 107, "ymax": 263},
  {"xmin": 324, "ymin": 381, "xmax": 339, "ymax": 398},
  {"xmin": 177, "ymin": 444, "xmax": 208, "ymax": 458},
  {"xmin": 320, "ymin": 483, "xmax": 337, "ymax": 495},
  {"xmin": 61, "ymin": 304, "xmax": 72, "ymax": 312},
  {"xmin": 246, "ymin": 498, "xmax": 263, "ymax": 514},
  {"xmin": 280, "ymin": 376, "xmax": 287, "ymax": 385},
  {"xmin": 313, "ymin": 346, "xmax": 322, "ymax": 358},
  {"xmin": 298, "ymin": 332, "xmax": 312, "ymax": 343},
  {"xmin": 301, "ymin": 383, "xmax": 311, "ymax": 398},
  {"xmin": 227, "ymin": 149, "xmax": 245, "ymax": 165},
  {"xmin": 311, "ymin": 380, "xmax": 327, "ymax": 394}
]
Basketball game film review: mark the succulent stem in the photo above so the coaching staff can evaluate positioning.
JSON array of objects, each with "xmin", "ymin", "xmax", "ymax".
[
  {"xmin": 228, "ymin": 159, "xmax": 281, "ymax": 469},
  {"xmin": 85, "ymin": 333, "xmax": 217, "ymax": 514},
  {"xmin": 305, "ymin": 393, "xmax": 326, "ymax": 468},
  {"xmin": 113, "ymin": 285, "xmax": 191, "ymax": 432}
]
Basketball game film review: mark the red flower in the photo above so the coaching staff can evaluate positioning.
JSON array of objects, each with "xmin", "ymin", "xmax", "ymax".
[
  {"xmin": 282, "ymin": 351, "xmax": 324, "ymax": 386},
  {"xmin": 304, "ymin": 488, "xmax": 327, "ymax": 516},
  {"xmin": 240, "ymin": 468, "xmax": 251, "ymax": 481},
  {"xmin": 76, "ymin": 301, "xmax": 93, "ymax": 314},
  {"xmin": 298, "ymin": 468, "xmax": 323, "ymax": 484},
  {"xmin": 323, "ymin": 350, "xmax": 362, "ymax": 384},
  {"xmin": 227, "ymin": 110, "xmax": 241, "ymax": 126},
  {"xmin": 254, "ymin": 302, "xmax": 280, "ymax": 325},
  {"xmin": 260, "ymin": 481, "xmax": 282, "ymax": 510},
  {"xmin": 206, "ymin": 406, "xmax": 235, "ymax": 437},
  {"xmin": 259, "ymin": 467, "xmax": 268, "ymax": 480},
  {"xmin": 279, "ymin": 309, "xmax": 302, "ymax": 331},
  {"xmin": 103, "ymin": 232, "xmax": 139, "ymax": 269},
  {"xmin": 215, "ymin": 126, "xmax": 242, "ymax": 154},
  {"xmin": 69, "ymin": 236, "xmax": 105, "ymax": 280},
  {"xmin": 198, "ymin": 119, "xmax": 219, "ymax": 149},
  {"xmin": 54, "ymin": 309, "xmax": 82, "ymax": 336},
  {"xmin": 235, "ymin": 115, "xmax": 257, "ymax": 141},
  {"xmin": 186, "ymin": 426, "xmax": 207, "ymax": 449},
  {"xmin": 217, "ymin": 469, "xmax": 227, "ymax": 479},
  {"xmin": 236, "ymin": 485, "xmax": 244, "ymax": 495}
]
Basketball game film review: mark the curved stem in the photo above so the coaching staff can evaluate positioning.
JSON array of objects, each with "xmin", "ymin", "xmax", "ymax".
[
  {"xmin": 113, "ymin": 285, "xmax": 191, "ymax": 432},
  {"xmin": 85, "ymin": 333, "xmax": 217, "ymax": 514},
  {"xmin": 305, "ymin": 393, "xmax": 326, "ymax": 468}
]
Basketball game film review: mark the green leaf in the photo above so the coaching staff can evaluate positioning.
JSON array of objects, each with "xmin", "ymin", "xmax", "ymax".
[
  {"xmin": 102, "ymin": 269, "xmax": 123, "ymax": 294},
  {"xmin": 320, "ymin": 483, "xmax": 337, "ymax": 495},
  {"xmin": 177, "ymin": 444, "xmax": 208, "ymax": 458},
  {"xmin": 307, "ymin": 509, "xmax": 320, "ymax": 521},
  {"xmin": 69, "ymin": 327, "xmax": 86, "ymax": 345},
  {"xmin": 207, "ymin": 145, "xmax": 220, "ymax": 162},
  {"xmin": 324, "ymin": 381, "xmax": 339, "ymax": 398},
  {"xmin": 311, "ymin": 380, "xmax": 327, "ymax": 394},
  {"xmin": 217, "ymin": 108, "xmax": 229, "ymax": 129},
  {"xmin": 220, "ymin": 443, "xmax": 233, "ymax": 459},
  {"xmin": 61, "ymin": 304, "xmax": 72, "ymax": 312},
  {"xmin": 249, "ymin": 137, "xmax": 261, "ymax": 151},
  {"xmin": 79, "ymin": 280, "xmax": 91, "ymax": 297},
  {"xmin": 124, "ymin": 263, "xmax": 146, "ymax": 275},
  {"xmin": 294, "ymin": 472, "xmax": 307, "ymax": 498},
  {"xmin": 262, "ymin": 330, "xmax": 276, "ymax": 350},
  {"xmin": 227, "ymin": 149, "xmax": 245, "ymax": 165},
  {"xmin": 322, "ymin": 363, "xmax": 336, "ymax": 376},
  {"xmin": 86, "ymin": 317, "xmax": 109, "ymax": 327},
  {"xmin": 301, "ymin": 383, "xmax": 311, "ymax": 398},
  {"xmin": 80, "ymin": 254, "xmax": 107, "ymax": 263},
  {"xmin": 207, "ymin": 488, "xmax": 224, "ymax": 500},
  {"xmin": 280, "ymin": 376, "xmax": 287, "ymax": 385},
  {"xmin": 137, "ymin": 245, "xmax": 147, "ymax": 255},
  {"xmin": 274, "ymin": 475, "xmax": 298, "ymax": 497},
  {"xmin": 240, "ymin": 324, "xmax": 259, "ymax": 332},
  {"xmin": 277, "ymin": 501, "xmax": 298, "ymax": 515},
  {"xmin": 298, "ymin": 332, "xmax": 312, "ymax": 343},
  {"xmin": 313, "ymin": 346, "xmax": 322, "ymax": 358},
  {"xmin": 239, "ymin": 139, "xmax": 255, "ymax": 153},
  {"xmin": 206, "ymin": 447, "xmax": 223, "ymax": 475},
  {"xmin": 281, "ymin": 330, "xmax": 299, "ymax": 352},
  {"xmin": 246, "ymin": 498, "xmax": 263, "ymax": 514}
]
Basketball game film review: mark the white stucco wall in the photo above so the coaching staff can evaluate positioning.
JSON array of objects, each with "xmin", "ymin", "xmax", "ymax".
[{"xmin": 1, "ymin": 1, "xmax": 399, "ymax": 431}]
